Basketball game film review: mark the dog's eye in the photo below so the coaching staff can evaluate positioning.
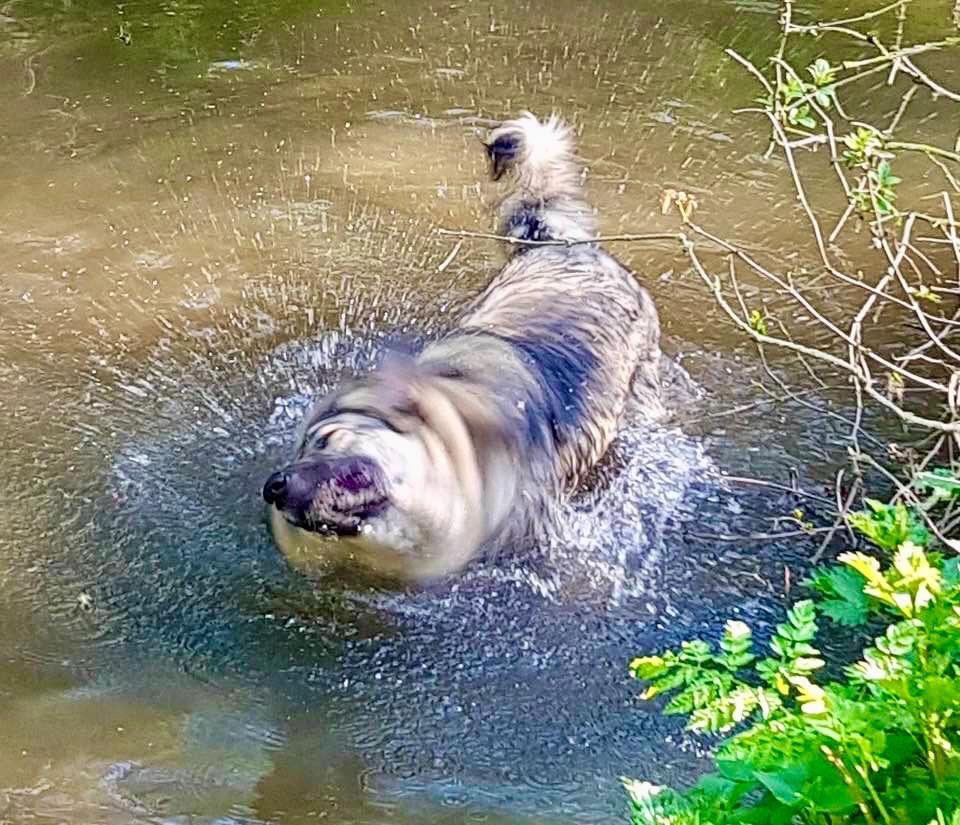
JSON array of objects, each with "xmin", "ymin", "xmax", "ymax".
[
  {"xmin": 301, "ymin": 425, "xmax": 329, "ymax": 452},
  {"xmin": 391, "ymin": 403, "xmax": 426, "ymax": 427}
]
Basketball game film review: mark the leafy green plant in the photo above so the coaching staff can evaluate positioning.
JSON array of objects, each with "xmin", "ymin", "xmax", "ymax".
[
  {"xmin": 624, "ymin": 502, "xmax": 960, "ymax": 825},
  {"xmin": 847, "ymin": 499, "xmax": 929, "ymax": 553},
  {"xmin": 629, "ymin": 0, "xmax": 960, "ymax": 815},
  {"xmin": 840, "ymin": 126, "xmax": 903, "ymax": 217},
  {"xmin": 916, "ymin": 469, "xmax": 960, "ymax": 528},
  {"xmin": 763, "ymin": 57, "xmax": 839, "ymax": 131},
  {"xmin": 748, "ymin": 309, "xmax": 768, "ymax": 336},
  {"xmin": 916, "ymin": 470, "xmax": 960, "ymax": 502},
  {"xmin": 841, "ymin": 127, "xmax": 890, "ymax": 169},
  {"xmin": 863, "ymin": 160, "xmax": 902, "ymax": 218},
  {"xmin": 807, "ymin": 59, "xmax": 838, "ymax": 99}
]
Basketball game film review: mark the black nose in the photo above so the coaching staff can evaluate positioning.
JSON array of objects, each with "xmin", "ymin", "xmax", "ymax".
[{"xmin": 262, "ymin": 471, "xmax": 288, "ymax": 507}]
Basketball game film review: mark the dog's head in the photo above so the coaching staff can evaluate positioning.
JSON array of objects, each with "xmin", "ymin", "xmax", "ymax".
[{"xmin": 264, "ymin": 353, "xmax": 512, "ymax": 582}]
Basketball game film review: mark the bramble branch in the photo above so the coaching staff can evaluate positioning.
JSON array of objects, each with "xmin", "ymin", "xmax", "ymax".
[{"xmin": 443, "ymin": 0, "xmax": 960, "ymax": 541}]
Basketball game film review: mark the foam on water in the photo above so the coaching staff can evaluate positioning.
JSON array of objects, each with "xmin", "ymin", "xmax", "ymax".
[
  {"xmin": 79, "ymin": 316, "xmax": 726, "ymax": 821},
  {"xmin": 107, "ymin": 326, "xmax": 715, "ymax": 610}
]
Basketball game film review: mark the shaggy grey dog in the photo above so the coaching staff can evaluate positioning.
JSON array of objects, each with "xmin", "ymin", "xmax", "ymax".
[{"xmin": 263, "ymin": 112, "xmax": 663, "ymax": 582}]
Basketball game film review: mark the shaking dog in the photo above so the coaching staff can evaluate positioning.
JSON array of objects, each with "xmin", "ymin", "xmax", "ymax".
[{"xmin": 263, "ymin": 112, "xmax": 663, "ymax": 582}]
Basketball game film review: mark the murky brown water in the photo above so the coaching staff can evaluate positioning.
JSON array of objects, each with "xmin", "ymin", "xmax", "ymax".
[{"xmin": 1, "ymin": 1, "xmax": 957, "ymax": 823}]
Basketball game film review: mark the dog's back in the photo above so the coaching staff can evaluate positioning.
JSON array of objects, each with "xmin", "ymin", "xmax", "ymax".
[{"xmin": 426, "ymin": 112, "xmax": 663, "ymax": 499}]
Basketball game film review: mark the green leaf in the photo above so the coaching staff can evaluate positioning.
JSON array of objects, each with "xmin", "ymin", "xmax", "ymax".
[
  {"xmin": 907, "ymin": 519, "xmax": 930, "ymax": 548},
  {"xmin": 820, "ymin": 597, "xmax": 869, "ymax": 626},
  {"xmin": 740, "ymin": 801, "xmax": 797, "ymax": 825},
  {"xmin": 748, "ymin": 309, "xmax": 768, "ymax": 336},
  {"xmin": 808, "ymin": 58, "xmax": 837, "ymax": 87},
  {"xmin": 782, "ymin": 600, "xmax": 818, "ymax": 642},
  {"xmin": 754, "ymin": 767, "xmax": 807, "ymax": 806},
  {"xmin": 882, "ymin": 731, "xmax": 920, "ymax": 767},
  {"xmin": 825, "ymin": 566, "xmax": 867, "ymax": 602},
  {"xmin": 943, "ymin": 557, "xmax": 960, "ymax": 586},
  {"xmin": 717, "ymin": 759, "xmax": 756, "ymax": 782},
  {"xmin": 667, "ymin": 675, "xmax": 733, "ymax": 716},
  {"xmin": 916, "ymin": 468, "xmax": 960, "ymax": 494},
  {"xmin": 808, "ymin": 778, "xmax": 857, "ymax": 813},
  {"xmin": 629, "ymin": 654, "xmax": 670, "ymax": 680},
  {"xmin": 720, "ymin": 620, "xmax": 756, "ymax": 670},
  {"xmin": 693, "ymin": 773, "xmax": 736, "ymax": 797},
  {"xmin": 922, "ymin": 677, "xmax": 960, "ymax": 712},
  {"xmin": 679, "ymin": 640, "xmax": 712, "ymax": 662},
  {"xmin": 916, "ymin": 469, "xmax": 960, "ymax": 509},
  {"xmin": 811, "ymin": 565, "xmax": 870, "ymax": 626},
  {"xmin": 783, "ymin": 77, "xmax": 807, "ymax": 102}
]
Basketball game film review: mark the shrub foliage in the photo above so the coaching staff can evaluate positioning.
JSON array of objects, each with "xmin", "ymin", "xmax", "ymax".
[{"xmin": 624, "ymin": 501, "xmax": 960, "ymax": 825}]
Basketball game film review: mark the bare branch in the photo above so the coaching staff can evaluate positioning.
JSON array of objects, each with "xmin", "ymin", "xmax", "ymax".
[{"xmin": 434, "ymin": 228, "xmax": 684, "ymax": 247}]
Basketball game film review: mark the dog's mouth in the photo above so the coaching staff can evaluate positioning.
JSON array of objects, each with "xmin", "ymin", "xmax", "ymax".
[
  {"xmin": 263, "ymin": 457, "xmax": 391, "ymax": 537},
  {"xmin": 287, "ymin": 494, "xmax": 391, "ymax": 537}
]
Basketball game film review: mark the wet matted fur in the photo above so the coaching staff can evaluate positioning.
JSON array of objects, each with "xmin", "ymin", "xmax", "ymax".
[{"xmin": 263, "ymin": 112, "xmax": 664, "ymax": 583}]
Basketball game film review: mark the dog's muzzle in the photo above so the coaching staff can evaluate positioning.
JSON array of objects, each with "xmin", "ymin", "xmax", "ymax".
[{"xmin": 262, "ymin": 456, "xmax": 388, "ymax": 535}]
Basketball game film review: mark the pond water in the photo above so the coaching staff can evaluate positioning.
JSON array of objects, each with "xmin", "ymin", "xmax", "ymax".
[{"xmin": 1, "ymin": 0, "xmax": 957, "ymax": 823}]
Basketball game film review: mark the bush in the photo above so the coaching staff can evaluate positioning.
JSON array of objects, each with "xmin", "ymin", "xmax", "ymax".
[
  {"xmin": 623, "ymin": 499, "xmax": 960, "ymax": 824},
  {"xmin": 620, "ymin": 2, "xmax": 960, "ymax": 820},
  {"xmin": 667, "ymin": 0, "xmax": 960, "ymax": 542}
]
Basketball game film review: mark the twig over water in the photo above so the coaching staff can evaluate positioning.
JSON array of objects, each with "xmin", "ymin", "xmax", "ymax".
[
  {"xmin": 689, "ymin": 527, "xmax": 836, "ymax": 542},
  {"xmin": 435, "ymin": 228, "xmax": 684, "ymax": 246}
]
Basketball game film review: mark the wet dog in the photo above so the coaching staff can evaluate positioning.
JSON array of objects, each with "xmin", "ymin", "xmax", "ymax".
[{"xmin": 263, "ymin": 112, "xmax": 663, "ymax": 582}]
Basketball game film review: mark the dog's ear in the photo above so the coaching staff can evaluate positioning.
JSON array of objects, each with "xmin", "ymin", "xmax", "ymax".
[
  {"xmin": 369, "ymin": 345, "xmax": 419, "ymax": 410},
  {"xmin": 380, "ymin": 332, "xmax": 421, "ymax": 360},
  {"xmin": 378, "ymin": 339, "xmax": 419, "ymax": 378},
  {"xmin": 484, "ymin": 132, "xmax": 520, "ymax": 181}
]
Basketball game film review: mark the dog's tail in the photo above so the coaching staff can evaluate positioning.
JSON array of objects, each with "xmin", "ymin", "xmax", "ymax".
[{"xmin": 485, "ymin": 112, "xmax": 596, "ymax": 249}]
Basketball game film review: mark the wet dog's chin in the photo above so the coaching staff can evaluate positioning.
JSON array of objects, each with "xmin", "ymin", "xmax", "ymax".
[{"xmin": 270, "ymin": 503, "xmax": 432, "ymax": 582}]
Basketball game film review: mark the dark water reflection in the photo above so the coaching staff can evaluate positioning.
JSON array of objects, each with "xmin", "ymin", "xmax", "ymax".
[{"xmin": 1, "ymin": 0, "xmax": 957, "ymax": 823}]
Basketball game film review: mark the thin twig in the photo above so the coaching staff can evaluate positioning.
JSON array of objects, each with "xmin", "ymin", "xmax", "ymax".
[
  {"xmin": 901, "ymin": 55, "xmax": 960, "ymax": 103},
  {"xmin": 686, "ymin": 232, "xmax": 960, "ymax": 433},
  {"xmin": 811, "ymin": 471, "xmax": 862, "ymax": 563},
  {"xmin": 883, "ymin": 214, "xmax": 960, "ymax": 366},
  {"xmin": 684, "ymin": 219, "xmax": 956, "ymax": 393},
  {"xmin": 435, "ymin": 228, "xmax": 683, "ymax": 247},
  {"xmin": 721, "ymin": 475, "xmax": 836, "ymax": 506},
  {"xmin": 436, "ymin": 239, "xmax": 463, "ymax": 273},
  {"xmin": 886, "ymin": 85, "xmax": 917, "ymax": 135},
  {"xmin": 838, "ymin": 40, "xmax": 959, "ymax": 70},
  {"xmin": 678, "ymin": 385, "xmax": 833, "ymax": 425},
  {"xmin": 800, "ymin": 0, "xmax": 907, "ymax": 28},
  {"xmin": 943, "ymin": 192, "xmax": 960, "ymax": 278},
  {"xmin": 689, "ymin": 527, "xmax": 837, "ymax": 542},
  {"xmin": 887, "ymin": 140, "xmax": 960, "ymax": 164},
  {"xmin": 927, "ymin": 154, "xmax": 960, "ymax": 193}
]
